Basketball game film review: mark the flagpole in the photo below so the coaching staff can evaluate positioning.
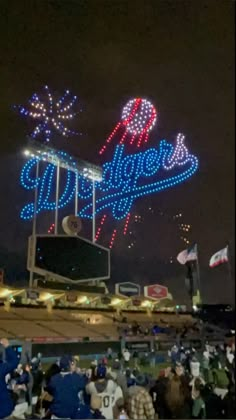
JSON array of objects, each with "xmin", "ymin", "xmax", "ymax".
[
  {"xmin": 185, "ymin": 262, "xmax": 194, "ymax": 307},
  {"xmin": 196, "ymin": 243, "xmax": 202, "ymax": 303},
  {"xmin": 226, "ymin": 242, "xmax": 233, "ymax": 287}
]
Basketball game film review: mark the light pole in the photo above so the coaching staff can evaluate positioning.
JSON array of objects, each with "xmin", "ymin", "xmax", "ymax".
[
  {"xmin": 54, "ymin": 160, "xmax": 60, "ymax": 234},
  {"xmin": 75, "ymin": 170, "xmax": 78, "ymax": 216},
  {"xmin": 29, "ymin": 157, "xmax": 39, "ymax": 288},
  {"xmin": 92, "ymin": 180, "xmax": 96, "ymax": 242}
]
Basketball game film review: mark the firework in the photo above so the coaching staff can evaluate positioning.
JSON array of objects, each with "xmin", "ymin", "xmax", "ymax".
[
  {"xmin": 97, "ymin": 98, "xmax": 157, "ymax": 248},
  {"xmin": 15, "ymin": 85, "xmax": 81, "ymax": 142}
]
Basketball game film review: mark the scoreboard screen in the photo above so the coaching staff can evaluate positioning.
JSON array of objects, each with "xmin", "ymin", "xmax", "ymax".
[{"xmin": 28, "ymin": 235, "xmax": 110, "ymax": 283}]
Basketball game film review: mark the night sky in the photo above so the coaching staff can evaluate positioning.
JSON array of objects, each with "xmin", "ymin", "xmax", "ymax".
[{"xmin": 0, "ymin": 0, "xmax": 234, "ymax": 304}]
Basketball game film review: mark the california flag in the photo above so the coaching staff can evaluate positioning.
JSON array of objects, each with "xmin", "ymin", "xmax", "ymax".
[{"xmin": 209, "ymin": 246, "xmax": 228, "ymax": 268}]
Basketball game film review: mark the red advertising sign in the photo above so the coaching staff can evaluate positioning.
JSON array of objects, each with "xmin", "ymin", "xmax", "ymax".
[{"xmin": 144, "ymin": 284, "xmax": 168, "ymax": 300}]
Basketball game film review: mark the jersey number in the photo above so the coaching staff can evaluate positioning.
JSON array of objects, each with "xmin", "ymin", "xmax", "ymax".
[{"xmin": 103, "ymin": 395, "xmax": 114, "ymax": 408}]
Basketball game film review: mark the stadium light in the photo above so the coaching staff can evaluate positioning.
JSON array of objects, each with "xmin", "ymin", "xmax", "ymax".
[
  {"xmin": 40, "ymin": 292, "xmax": 54, "ymax": 302},
  {"xmin": 110, "ymin": 298, "xmax": 122, "ymax": 306},
  {"xmin": 0, "ymin": 288, "xmax": 12, "ymax": 298},
  {"xmin": 23, "ymin": 140, "xmax": 103, "ymax": 181},
  {"xmin": 141, "ymin": 300, "xmax": 152, "ymax": 308},
  {"xmin": 77, "ymin": 295, "xmax": 88, "ymax": 304},
  {"xmin": 39, "ymin": 292, "xmax": 65, "ymax": 302}
]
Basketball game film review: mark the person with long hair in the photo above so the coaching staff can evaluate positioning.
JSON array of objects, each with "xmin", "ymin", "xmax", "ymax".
[
  {"xmin": 165, "ymin": 374, "xmax": 191, "ymax": 419},
  {"xmin": 150, "ymin": 367, "xmax": 172, "ymax": 419}
]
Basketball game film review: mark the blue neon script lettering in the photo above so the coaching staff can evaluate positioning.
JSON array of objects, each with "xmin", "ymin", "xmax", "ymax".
[
  {"xmin": 20, "ymin": 159, "xmax": 75, "ymax": 219},
  {"xmin": 20, "ymin": 135, "xmax": 198, "ymax": 220}
]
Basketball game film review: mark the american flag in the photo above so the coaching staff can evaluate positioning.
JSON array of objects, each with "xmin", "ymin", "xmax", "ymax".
[{"xmin": 177, "ymin": 243, "xmax": 198, "ymax": 265}]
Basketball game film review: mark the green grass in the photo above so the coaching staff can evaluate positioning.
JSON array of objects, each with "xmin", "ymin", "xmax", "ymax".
[{"xmin": 42, "ymin": 359, "xmax": 169, "ymax": 378}]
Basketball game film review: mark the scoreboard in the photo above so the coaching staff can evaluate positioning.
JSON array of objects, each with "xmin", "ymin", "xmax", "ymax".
[{"xmin": 27, "ymin": 235, "xmax": 110, "ymax": 283}]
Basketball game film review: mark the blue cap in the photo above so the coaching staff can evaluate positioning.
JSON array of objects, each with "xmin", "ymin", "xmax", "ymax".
[
  {"xmin": 135, "ymin": 374, "xmax": 149, "ymax": 387},
  {"xmin": 127, "ymin": 377, "xmax": 136, "ymax": 387},
  {"xmin": 60, "ymin": 355, "xmax": 73, "ymax": 371},
  {"xmin": 96, "ymin": 364, "xmax": 106, "ymax": 379}
]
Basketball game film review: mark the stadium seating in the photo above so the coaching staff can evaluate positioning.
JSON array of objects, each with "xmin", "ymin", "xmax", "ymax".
[
  {"xmin": 119, "ymin": 312, "xmax": 193, "ymax": 326},
  {"xmin": 0, "ymin": 320, "xmax": 60, "ymax": 338},
  {"xmin": 12, "ymin": 307, "xmax": 65, "ymax": 321},
  {"xmin": 38, "ymin": 321, "xmax": 102, "ymax": 339},
  {"xmin": 0, "ymin": 306, "xmax": 194, "ymax": 340},
  {"xmin": 0, "ymin": 307, "xmax": 20, "ymax": 319}
]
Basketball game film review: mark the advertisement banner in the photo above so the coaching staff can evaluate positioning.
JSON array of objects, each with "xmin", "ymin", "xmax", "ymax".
[
  {"xmin": 115, "ymin": 282, "xmax": 140, "ymax": 297},
  {"xmin": 144, "ymin": 284, "xmax": 168, "ymax": 300},
  {"xmin": 26, "ymin": 289, "xmax": 40, "ymax": 300}
]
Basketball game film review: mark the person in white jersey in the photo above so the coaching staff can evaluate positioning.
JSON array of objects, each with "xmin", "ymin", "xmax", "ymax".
[
  {"xmin": 86, "ymin": 364, "xmax": 123, "ymax": 419},
  {"xmin": 190, "ymin": 355, "xmax": 201, "ymax": 378},
  {"xmin": 123, "ymin": 349, "xmax": 131, "ymax": 367}
]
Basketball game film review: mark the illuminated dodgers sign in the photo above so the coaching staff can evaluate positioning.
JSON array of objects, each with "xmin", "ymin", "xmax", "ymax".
[
  {"xmin": 79, "ymin": 133, "xmax": 198, "ymax": 220},
  {"xmin": 20, "ymin": 133, "xmax": 198, "ymax": 221}
]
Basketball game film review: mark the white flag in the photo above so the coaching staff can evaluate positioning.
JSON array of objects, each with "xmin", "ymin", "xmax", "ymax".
[{"xmin": 209, "ymin": 246, "xmax": 228, "ymax": 268}]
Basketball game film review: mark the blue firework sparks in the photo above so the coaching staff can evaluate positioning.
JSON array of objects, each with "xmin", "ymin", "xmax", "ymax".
[{"xmin": 15, "ymin": 85, "xmax": 81, "ymax": 142}]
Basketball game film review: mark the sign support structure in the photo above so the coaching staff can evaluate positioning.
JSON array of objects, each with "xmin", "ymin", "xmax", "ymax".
[
  {"xmin": 29, "ymin": 158, "xmax": 39, "ymax": 288},
  {"xmin": 23, "ymin": 141, "xmax": 102, "ymax": 287},
  {"xmin": 75, "ymin": 171, "xmax": 79, "ymax": 217},
  {"xmin": 55, "ymin": 160, "xmax": 60, "ymax": 235},
  {"xmin": 195, "ymin": 244, "xmax": 202, "ymax": 304},
  {"xmin": 92, "ymin": 180, "xmax": 96, "ymax": 243}
]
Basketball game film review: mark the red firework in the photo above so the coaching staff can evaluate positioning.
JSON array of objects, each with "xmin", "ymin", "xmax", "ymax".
[{"xmin": 96, "ymin": 98, "xmax": 158, "ymax": 248}]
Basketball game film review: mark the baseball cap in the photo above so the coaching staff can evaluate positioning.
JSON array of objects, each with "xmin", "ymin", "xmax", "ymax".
[
  {"xmin": 96, "ymin": 364, "xmax": 107, "ymax": 379},
  {"xmin": 60, "ymin": 355, "xmax": 73, "ymax": 371},
  {"xmin": 135, "ymin": 373, "xmax": 149, "ymax": 387}
]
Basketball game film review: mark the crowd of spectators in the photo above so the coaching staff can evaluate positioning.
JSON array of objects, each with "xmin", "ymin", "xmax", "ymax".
[
  {"xmin": 115, "ymin": 317, "xmax": 203, "ymax": 339},
  {"xmin": 0, "ymin": 337, "xmax": 235, "ymax": 419}
]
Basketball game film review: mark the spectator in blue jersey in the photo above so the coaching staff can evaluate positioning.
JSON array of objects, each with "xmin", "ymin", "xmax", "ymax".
[
  {"xmin": 169, "ymin": 344, "xmax": 180, "ymax": 364},
  {"xmin": 14, "ymin": 363, "xmax": 30, "ymax": 389},
  {"xmin": 46, "ymin": 354, "xmax": 87, "ymax": 419},
  {"xmin": 0, "ymin": 338, "xmax": 18, "ymax": 419}
]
